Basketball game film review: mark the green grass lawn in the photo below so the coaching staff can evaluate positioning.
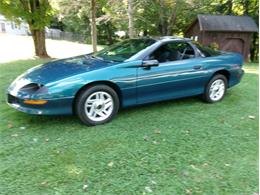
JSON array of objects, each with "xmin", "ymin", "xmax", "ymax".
[{"xmin": 0, "ymin": 60, "xmax": 258, "ymax": 194}]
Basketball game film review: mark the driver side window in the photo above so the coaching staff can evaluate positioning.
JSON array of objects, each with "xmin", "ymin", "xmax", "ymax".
[{"xmin": 149, "ymin": 42, "xmax": 195, "ymax": 63}]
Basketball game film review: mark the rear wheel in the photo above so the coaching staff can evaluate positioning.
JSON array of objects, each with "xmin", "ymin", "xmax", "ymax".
[
  {"xmin": 75, "ymin": 85, "xmax": 119, "ymax": 126},
  {"xmin": 203, "ymin": 74, "xmax": 227, "ymax": 103}
]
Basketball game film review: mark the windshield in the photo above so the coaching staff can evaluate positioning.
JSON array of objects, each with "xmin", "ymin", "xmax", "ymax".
[{"xmin": 93, "ymin": 39, "xmax": 156, "ymax": 62}]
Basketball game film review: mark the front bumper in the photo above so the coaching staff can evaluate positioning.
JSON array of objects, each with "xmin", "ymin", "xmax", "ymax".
[
  {"xmin": 7, "ymin": 93, "xmax": 74, "ymax": 115},
  {"xmin": 239, "ymin": 68, "xmax": 244, "ymax": 79},
  {"xmin": 228, "ymin": 68, "xmax": 244, "ymax": 88}
]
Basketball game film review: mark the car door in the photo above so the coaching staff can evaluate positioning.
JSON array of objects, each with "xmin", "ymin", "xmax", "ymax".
[{"xmin": 136, "ymin": 41, "xmax": 209, "ymax": 104}]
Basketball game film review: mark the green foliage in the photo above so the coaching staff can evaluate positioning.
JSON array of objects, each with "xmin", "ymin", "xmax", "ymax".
[
  {"xmin": 0, "ymin": 0, "xmax": 258, "ymax": 56},
  {"xmin": 58, "ymin": 0, "xmax": 90, "ymax": 35},
  {"xmin": 0, "ymin": 59, "xmax": 258, "ymax": 194},
  {"xmin": 0, "ymin": 0, "xmax": 55, "ymax": 30},
  {"xmin": 56, "ymin": 0, "xmax": 258, "ymax": 37},
  {"xmin": 134, "ymin": 0, "xmax": 191, "ymax": 35},
  {"xmin": 209, "ymin": 42, "xmax": 220, "ymax": 50},
  {"xmin": 57, "ymin": 0, "xmax": 119, "ymax": 44}
]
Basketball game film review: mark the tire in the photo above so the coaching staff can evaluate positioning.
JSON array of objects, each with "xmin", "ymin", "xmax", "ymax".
[
  {"xmin": 202, "ymin": 74, "xmax": 228, "ymax": 103},
  {"xmin": 75, "ymin": 85, "xmax": 120, "ymax": 126}
]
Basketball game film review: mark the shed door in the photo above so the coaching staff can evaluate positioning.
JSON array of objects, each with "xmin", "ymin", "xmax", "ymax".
[{"xmin": 222, "ymin": 38, "xmax": 244, "ymax": 54}]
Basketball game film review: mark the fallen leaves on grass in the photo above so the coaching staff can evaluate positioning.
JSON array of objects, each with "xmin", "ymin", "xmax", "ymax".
[
  {"xmin": 11, "ymin": 133, "xmax": 18, "ymax": 137},
  {"xmin": 154, "ymin": 130, "xmax": 161, "ymax": 135},
  {"xmin": 8, "ymin": 123, "xmax": 13, "ymax": 128},
  {"xmin": 152, "ymin": 141, "xmax": 159, "ymax": 145},
  {"xmin": 165, "ymin": 167, "xmax": 176, "ymax": 173},
  {"xmin": 190, "ymin": 164, "xmax": 201, "ymax": 171},
  {"xmin": 248, "ymin": 115, "xmax": 256, "ymax": 119},
  {"xmin": 83, "ymin": 184, "xmax": 88, "ymax": 191},
  {"xmin": 144, "ymin": 186, "xmax": 153, "ymax": 193},
  {"xmin": 220, "ymin": 118, "xmax": 225, "ymax": 123},
  {"xmin": 215, "ymin": 174, "xmax": 224, "ymax": 179},
  {"xmin": 182, "ymin": 170, "xmax": 189, "ymax": 177},
  {"xmin": 203, "ymin": 163, "xmax": 208, "ymax": 167},
  {"xmin": 107, "ymin": 161, "xmax": 114, "ymax": 167},
  {"xmin": 190, "ymin": 164, "xmax": 196, "ymax": 169},
  {"xmin": 185, "ymin": 188, "xmax": 192, "ymax": 195},
  {"xmin": 143, "ymin": 136, "xmax": 149, "ymax": 141},
  {"xmin": 185, "ymin": 130, "xmax": 190, "ymax": 134},
  {"xmin": 40, "ymin": 181, "xmax": 48, "ymax": 187},
  {"xmin": 68, "ymin": 166, "xmax": 82, "ymax": 175}
]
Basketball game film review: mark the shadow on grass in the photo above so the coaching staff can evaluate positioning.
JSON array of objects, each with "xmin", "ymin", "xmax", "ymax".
[
  {"xmin": 16, "ymin": 95, "xmax": 212, "ymax": 127},
  {"xmin": 3, "ymin": 71, "xmax": 256, "ymax": 130}
]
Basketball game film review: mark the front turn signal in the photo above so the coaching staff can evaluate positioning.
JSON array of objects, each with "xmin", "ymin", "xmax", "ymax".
[{"xmin": 24, "ymin": 100, "xmax": 47, "ymax": 105}]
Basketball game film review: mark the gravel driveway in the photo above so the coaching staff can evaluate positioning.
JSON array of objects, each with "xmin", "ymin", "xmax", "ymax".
[{"xmin": 0, "ymin": 33, "xmax": 101, "ymax": 63}]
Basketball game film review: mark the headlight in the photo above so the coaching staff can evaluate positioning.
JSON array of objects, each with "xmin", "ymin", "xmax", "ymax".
[{"xmin": 20, "ymin": 83, "xmax": 48, "ymax": 93}]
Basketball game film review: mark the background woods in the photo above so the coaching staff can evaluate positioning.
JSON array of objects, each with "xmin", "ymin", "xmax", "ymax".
[{"xmin": 0, "ymin": 0, "xmax": 258, "ymax": 61}]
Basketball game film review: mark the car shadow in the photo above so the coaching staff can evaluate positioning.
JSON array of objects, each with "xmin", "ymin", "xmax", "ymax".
[
  {"xmin": 19, "ymin": 90, "xmax": 237, "ymax": 128},
  {"xmin": 22, "ymin": 95, "xmax": 201, "ymax": 125}
]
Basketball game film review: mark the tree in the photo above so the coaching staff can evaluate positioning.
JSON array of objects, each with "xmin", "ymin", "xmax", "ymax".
[
  {"xmin": 56, "ymin": 0, "xmax": 258, "ymax": 61},
  {"xmin": 58, "ymin": 0, "xmax": 91, "ymax": 38},
  {"xmin": 127, "ymin": 0, "xmax": 135, "ymax": 38},
  {"xmin": 57, "ymin": 0, "xmax": 118, "ymax": 45},
  {"xmin": 91, "ymin": 0, "xmax": 97, "ymax": 52},
  {"xmin": 134, "ymin": 0, "xmax": 191, "ymax": 36},
  {"xmin": 0, "ymin": 0, "xmax": 54, "ymax": 58}
]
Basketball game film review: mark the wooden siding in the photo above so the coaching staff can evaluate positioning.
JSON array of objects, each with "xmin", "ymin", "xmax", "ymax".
[{"xmin": 185, "ymin": 21, "xmax": 253, "ymax": 61}]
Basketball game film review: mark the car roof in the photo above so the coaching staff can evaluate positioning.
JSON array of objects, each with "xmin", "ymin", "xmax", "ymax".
[
  {"xmin": 155, "ymin": 36, "xmax": 192, "ymax": 42},
  {"xmin": 127, "ymin": 36, "xmax": 192, "ymax": 44},
  {"xmin": 129, "ymin": 36, "xmax": 192, "ymax": 43}
]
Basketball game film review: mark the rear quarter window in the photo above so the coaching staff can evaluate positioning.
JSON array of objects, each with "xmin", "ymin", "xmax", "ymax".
[{"xmin": 193, "ymin": 42, "xmax": 221, "ymax": 57}]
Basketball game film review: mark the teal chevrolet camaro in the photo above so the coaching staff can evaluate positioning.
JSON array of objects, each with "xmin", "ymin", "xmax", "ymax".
[{"xmin": 7, "ymin": 37, "xmax": 244, "ymax": 126}]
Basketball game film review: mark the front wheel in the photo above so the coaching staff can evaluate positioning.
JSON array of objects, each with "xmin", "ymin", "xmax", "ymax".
[
  {"xmin": 203, "ymin": 74, "xmax": 227, "ymax": 103},
  {"xmin": 75, "ymin": 85, "xmax": 119, "ymax": 126}
]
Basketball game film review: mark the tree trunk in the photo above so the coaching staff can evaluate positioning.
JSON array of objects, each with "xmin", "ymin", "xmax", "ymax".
[
  {"xmin": 250, "ymin": 33, "xmax": 259, "ymax": 62},
  {"xmin": 166, "ymin": 1, "xmax": 178, "ymax": 35},
  {"xmin": 105, "ymin": 23, "xmax": 113, "ymax": 45},
  {"xmin": 127, "ymin": 0, "xmax": 135, "ymax": 38},
  {"xmin": 158, "ymin": 0, "xmax": 167, "ymax": 36},
  {"xmin": 30, "ymin": 28, "xmax": 49, "ymax": 58},
  {"xmin": 226, "ymin": 0, "xmax": 233, "ymax": 15},
  {"xmin": 23, "ymin": 0, "xmax": 50, "ymax": 58},
  {"xmin": 143, "ymin": 30, "xmax": 148, "ymax": 36},
  {"xmin": 91, "ymin": 0, "xmax": 97, "ymax": 52},
  {"xmin": 243, "ymin": 0, "xmax": 249, "ymax": 15}
]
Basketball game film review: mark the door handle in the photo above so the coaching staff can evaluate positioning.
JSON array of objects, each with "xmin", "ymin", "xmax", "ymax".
[{"xmin": 193, "ymin": 65, "xmax": 202, "ymax": 70}]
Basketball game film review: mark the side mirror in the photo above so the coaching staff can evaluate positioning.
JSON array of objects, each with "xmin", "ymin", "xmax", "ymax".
[{"xmin": 142, "ymin": 60, "xmax": 159, "ymax": 68}]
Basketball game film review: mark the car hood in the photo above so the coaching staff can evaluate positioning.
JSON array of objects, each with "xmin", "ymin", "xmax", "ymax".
[{"xmin": 15, "ymin": 55, "xmax": 117, "ymax": 85}]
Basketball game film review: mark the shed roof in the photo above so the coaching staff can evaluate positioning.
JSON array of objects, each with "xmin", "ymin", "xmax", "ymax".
[{"xmin": 196, "ymin": 15, "xmax": 258, "ymax": 32}]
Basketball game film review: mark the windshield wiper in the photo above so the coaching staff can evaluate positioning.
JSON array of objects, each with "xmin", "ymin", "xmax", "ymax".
[
  {"xmin": 91, "ymin": 55, "xmax": 104, "ymax": 61},
  {"xmin": 85, "ymin": 54, "xmax": 120, "ymax": 63},
  {"xmin": 91, "ymin": 55, "xmax": 118, "ymax": 63}
]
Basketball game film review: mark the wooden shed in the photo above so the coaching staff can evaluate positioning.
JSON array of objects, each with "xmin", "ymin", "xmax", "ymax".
[{"xmin": 185, "ymin": 15, "xmax": 258, "ymax": 61}]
